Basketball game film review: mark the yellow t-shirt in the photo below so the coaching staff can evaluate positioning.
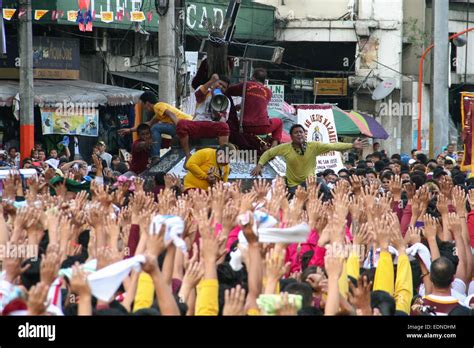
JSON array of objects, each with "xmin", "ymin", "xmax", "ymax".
[
  {"xmin": 184, "ymin": 148, "xmax": 230, "ymax": 191},
  {"xmin": 153, "ymin": 102, "xmax": 192, "ymax": 124}
]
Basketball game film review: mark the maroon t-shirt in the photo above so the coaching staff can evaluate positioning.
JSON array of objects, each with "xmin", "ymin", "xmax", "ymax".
[
  {"xmin": 226, "ymin": 81, "xmax": 272, "ymax": 127},
  {"xmin": 129, "ymin": 140, "xmax": 150, "ymax": 174}
]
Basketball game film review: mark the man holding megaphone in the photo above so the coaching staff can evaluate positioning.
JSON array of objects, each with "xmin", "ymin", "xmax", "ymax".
[{"xmin": 176, "ymin": 73, "xmax": 231, "ymax": 164}]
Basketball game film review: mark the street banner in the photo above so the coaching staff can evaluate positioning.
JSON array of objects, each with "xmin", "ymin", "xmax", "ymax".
[
  {"xmin": 268, "ymin": 85, "xmax": 284, "ymax": 111},
  {"xmin": 461, "ymin": 92, "xmax": 474, "ymax": 172},
  {"xmin": 101, "ymin": 11, "xmax": 113, "ymax": 23},
  {"xmin": 297, "ymin": 104, "xmax": 344, "ymax": 173},
  {"xmin": 41, "ymin": 108, "xmax": 99, "ymax": 137}
]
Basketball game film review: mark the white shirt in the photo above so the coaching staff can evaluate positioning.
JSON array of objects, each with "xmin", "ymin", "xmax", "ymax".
[{"xmin": 194, "ymin": 85, "xmax": 230, "ymax": 122}]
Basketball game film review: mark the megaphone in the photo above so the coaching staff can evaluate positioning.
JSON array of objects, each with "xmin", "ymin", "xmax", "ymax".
[{"xmin": 210, "ymin": 88, "xmax": 229, "ymax": 114}]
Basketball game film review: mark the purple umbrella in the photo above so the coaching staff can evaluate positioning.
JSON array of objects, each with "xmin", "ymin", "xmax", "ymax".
[{"xmin": 351, "ymin": 111, "xmax": 389, "ymax": 140}]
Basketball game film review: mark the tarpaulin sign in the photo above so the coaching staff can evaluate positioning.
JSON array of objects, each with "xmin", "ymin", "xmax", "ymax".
[{"xmin": 41, "ymin": 107, "xmax": 99, "ymax": 137}]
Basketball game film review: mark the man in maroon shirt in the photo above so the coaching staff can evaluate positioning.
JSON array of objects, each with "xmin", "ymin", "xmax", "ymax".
[
  {"xmin": 124, "ymin": 123, "xmax": 152, "ymax": 177},
  {"xmin": 226, "ymin": 68, "xmax": 283, "ymax": 148}
]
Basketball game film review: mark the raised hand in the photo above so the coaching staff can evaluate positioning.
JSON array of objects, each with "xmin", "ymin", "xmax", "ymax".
[
  {"xmin": 447, "ymin": 212, "xmax": 462, "ymax": 235},
  {"xmin": 104, "ymin": 214, "xmax": 120, "ymax": 251},
  {"xmin": 27, "ymin": 282, "xmax": 50, "ymax": 315},
  {"xmin": 452, "ymin": 186, "xmax": 467, "ymax": 217},
  {"xmin": 372, "ymin": 216, "xmax": 391, "ymax": 251},
  {"xmin": 252, "ymin": 178, "xmax": 270, "ymax": 201},
  {"xmin": 348, "ymin": 275, "xmax": 372, "ymax": 315},
  {"xmin": 222, "ymin": 203, "xmax": 238, "ymax": 235},
  {"xmin": 264, "ymin": 248, "xmax": 290, "ymax": 294},
  {"xmin": 438, "ymin": 176, "xmax": 453, "ymax": 199},
  {"xmin": 2, "ymin": 255, "xmax": 31, "ymax": 283},
  {"xmin": 436, "ymin": 193, "xmax": 449, "ymax": 217},
  {"xmin": 406, "ymin": 226, "xmax": 422, "ymax": 245},
  {"xmin": 40, "ymin": 249, "xmax": 61, "ymax": 286},
  {"xmin": 223, "ymin": 285, "xmax": 247, "ymax": 316},
  {"xmin": 210, "ymin": 182, "xmax": 226, "ymax": 224},
  {"xmin": 239, "ymin": 192, "xmax": 257, "ymax": 214},
  {"xmin": 181, "ymin": 260, "xmax": 204, "ymax": 292},
  {"xmin": 403, "ymin": 182, "xmax": 416, "ymax": 202},
  {"xmin": 146, "ymin": 224, "xmax": 166, "ymax": 257},
  {"xmin": 349, "ymin": 175, "xmax": 363, "ymax": 196},
  {"xmin": 353, "ymin": 222, "xmax": 372, "ymax": 247},
  {"xmin": 70, "ymin": 263, "xmax": 91, "ymax": 297},
  {"xmin": 421, "ymin": 214, "xmax": 439, "ymax": 241},
  {"xmin": 388, "ymin": 175, "xmax": 402, "ymax": 201},
  {"xmin": 164, "ymin": 173, "xmax": 180, "ymax": 189}
]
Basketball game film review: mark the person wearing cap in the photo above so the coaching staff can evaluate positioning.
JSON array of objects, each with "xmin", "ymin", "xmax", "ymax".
[
  {"xmin": 183, "ymin": 145, "xmax": 230, "ymax": 192},
  {"xmin": 96, "ymin": 141, "xmax": 112, "ymax": 168},
  {"xmin": 118, "ymin": 91, "xmax": 193, "ymax": 167}
]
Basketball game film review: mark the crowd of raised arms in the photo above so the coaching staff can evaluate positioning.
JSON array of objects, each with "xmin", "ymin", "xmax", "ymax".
[
  {"xmin": 0, "ymin": 65, "xmax": 472, "ymax": 316},
  {"xmin": 0, "ymin": 147, "xmax": 473, "ymax": 316}
]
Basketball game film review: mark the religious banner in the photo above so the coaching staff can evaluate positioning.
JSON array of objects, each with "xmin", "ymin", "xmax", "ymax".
[
  {"xmin": 41, "ymin": 107, "xmax": 99, "ymax": 137},
  {"xmin": 297, "ymin": 104, "xmax": 344, "ymax": 173},
  {"xmin": 461, "ymin": 92, "xmax": 474, "ymax": 172}
]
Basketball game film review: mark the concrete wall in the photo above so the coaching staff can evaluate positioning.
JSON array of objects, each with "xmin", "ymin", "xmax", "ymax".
[{"xmin": 254, "ymin": 0, "xmax": 349, "ymax": 19}]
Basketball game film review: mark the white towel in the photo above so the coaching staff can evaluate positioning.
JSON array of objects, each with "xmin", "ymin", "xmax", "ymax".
[
  {"xmin": 406, "ymin": 243, "xmax": 432, "ymax": 271},
  {"xmin": 229, "ymin": 248, "xmax": 243, "ymax": 271},
  {"xmin": 87, "ymin": 255, "xmax": 145, "ymax": 302},
  {"xmin": 149, "ymin": 215, "xmax": 186, "ymax": 253},
  {"xmin": 59, "ymin": 259, "xmax": 97, "ymax": 279},
  {"xmin": 258, "ymin": 223, "xmax": 311, "ymax": 244},
  {"xmin": 237, "ymin": 211, "xmax": 311, "ymax": 244}
]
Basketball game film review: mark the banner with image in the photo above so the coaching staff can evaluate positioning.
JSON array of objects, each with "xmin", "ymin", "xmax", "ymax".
[
  {"xmin": 41, "ymin": 107, "xmax": 99, "ymax": 137},
  {"xmin": 297, "ymin": 104, "xmax": 344, "ymax": 173},
  {"xmin": 461, "ymin": 92, "xmax": 474, "ymax": 172}
]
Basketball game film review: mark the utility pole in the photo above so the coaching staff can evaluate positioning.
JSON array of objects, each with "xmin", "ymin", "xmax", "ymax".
[
  {"xmin": 18, "ymin": 0, "xmax": 34, "ymax": 161},
  {"xmin": 158, "ymin": 0, "xmax": 177, "ymax": 105},
  {"xmin": 429, "ymin": 0, "xmax": 449, "ymax": 157}
]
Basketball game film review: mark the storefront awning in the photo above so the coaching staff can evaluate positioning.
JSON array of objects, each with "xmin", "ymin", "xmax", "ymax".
[
  {"xmin": 0, "ymin": 79, "xmax": 143, "ymax": 107},
  {"xmin": 111, "ymin": 72, "xmax": 159, "ymax": 86}
]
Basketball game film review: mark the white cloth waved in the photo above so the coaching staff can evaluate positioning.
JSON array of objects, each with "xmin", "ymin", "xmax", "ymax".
[
  {"xmin": 87, "ymin": 255, "xmax": 145, "ymax": 302},
  {"xmin": 406, "ymin": 243, "xmax": 432, "ymax": 271},
  {"xmin": 237, "ymin": 211, "xmax": 311, "ymax": 244},
  {"xmin": 149, "ymin": 215, "xmax": 186, "ymax": 253}
]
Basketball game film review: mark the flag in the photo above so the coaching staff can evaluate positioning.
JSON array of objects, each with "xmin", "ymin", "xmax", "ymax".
[
  {"xmin": 101, "ymin": 11, "xmax": 113, "ymax": 23},
  {"xmin": 2, "ymin": 8, "xmax": 16, "ymax": 20},
  {"xmin": 34, "ymin": 10, "xmax": 49, "ymax": 20},
  {"xmin": 131, "ymin": 11, "xmax": 145, "ymax": 22},
  {"xmin": 67, "ymin": 10, "xmax": 78, "ymax": 22}
]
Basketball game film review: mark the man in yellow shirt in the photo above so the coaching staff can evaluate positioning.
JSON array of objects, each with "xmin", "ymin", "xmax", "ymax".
[
  {"xmin": 118, "ymin": 92, "xmax": 192, "ymax": 166},
  {"xmin": 184, "ymin": 145, "xmax": 230, "ymax": 192},
  {"xmin": 251, "ymin": 124, "xmax": 367, "ymax": 194}
]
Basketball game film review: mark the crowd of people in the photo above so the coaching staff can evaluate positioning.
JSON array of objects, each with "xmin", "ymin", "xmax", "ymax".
[
  {"xmin": 0, "ymin": 65, "xmax": 473, "ymax": 317},
  {"xmin": 0, "ymin": 137, "xmax": 473, "ymax": 316}
]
